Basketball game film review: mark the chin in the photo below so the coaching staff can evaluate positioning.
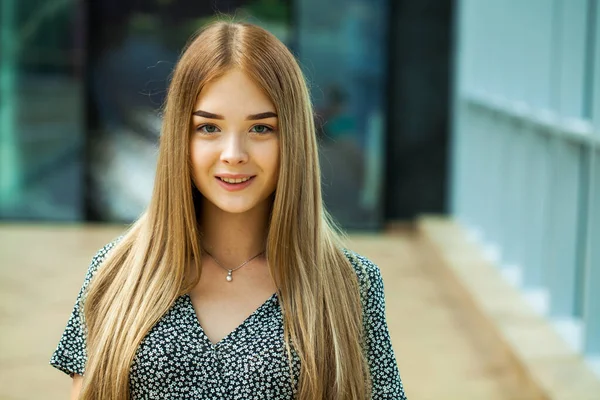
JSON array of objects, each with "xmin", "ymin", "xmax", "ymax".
[
  {"xmin": 214, "ymin": 200, "xmax": 260, "ymax": 214},
  {"xmin": 219, "ymin": 206, "xmax": 255, "ymax": 214}
]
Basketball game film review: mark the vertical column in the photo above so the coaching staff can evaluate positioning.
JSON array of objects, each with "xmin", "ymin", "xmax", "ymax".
[
  {"xmin": 546, "ymin": 142, "xmax": 583, "ymax": 317},
  {"xmin": 584, "ymin": 0, "xmax": 600, "ymax": 358},
  {"xmin": 584, "ymin": 148, "xmax": 600, "ymax": 356},
  {"xmin": 591, "ymin": 0, "xmax": 600, "ymax": 127},
  {"xmin": 449, "ymin": 0, "xmax": 465, "ymax": 218},
  {"xmin": 0, "ymin": 0, "xmax": 21, "ymax": 211},
  {"xmin": 549, "ymin": 0, "xmax": 588, "ymax": 321}
]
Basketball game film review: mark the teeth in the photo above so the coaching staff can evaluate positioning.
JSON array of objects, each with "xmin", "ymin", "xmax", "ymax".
[{"xmin": 220, "ymin": 177, "xmax": 251, "ymax": 184}]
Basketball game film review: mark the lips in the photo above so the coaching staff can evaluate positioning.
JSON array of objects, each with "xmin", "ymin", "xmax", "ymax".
[{"xmin": 214, "ymin": 175, "xmax": 256, "ymax": 191}]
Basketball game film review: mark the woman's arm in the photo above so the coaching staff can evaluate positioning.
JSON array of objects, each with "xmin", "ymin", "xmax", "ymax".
[
  {"xmin": 50, "ymin": 239, "xmax": 122, "ymax": 385},
  {"xmin": 70, "ymin": 374, "xmax": 83, "ymax": 399}
]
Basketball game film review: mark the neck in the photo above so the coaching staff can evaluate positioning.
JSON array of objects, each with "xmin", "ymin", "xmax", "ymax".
[{"xmin": 199, "ymin": 199, "xmax": 271, "ymax": 265}]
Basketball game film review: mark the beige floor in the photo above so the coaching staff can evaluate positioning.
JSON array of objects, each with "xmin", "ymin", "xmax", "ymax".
[{"xmin": 0, "ymin": 225, "xmax": 540, "ymax": 399}]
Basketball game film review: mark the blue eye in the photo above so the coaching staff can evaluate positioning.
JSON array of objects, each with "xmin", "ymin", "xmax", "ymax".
[
  {"xmin": 197, "ymin": 124, "xmax": 220, "ymax": 134},
  {"xmin": 251, "ymin": 125, "xmax": 272, "ymax": 134}
]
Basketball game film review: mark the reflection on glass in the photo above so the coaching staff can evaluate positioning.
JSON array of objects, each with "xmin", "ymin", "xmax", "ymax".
[
  {"xmin": 0, "ymin": 0, "xmax": 85, "ymax": 221},
  {"xmin": 298, "ymin": 0, "xmax": 389, "ymax": 229}
]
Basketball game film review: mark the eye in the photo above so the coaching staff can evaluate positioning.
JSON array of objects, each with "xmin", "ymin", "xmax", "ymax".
[
  {"xmin": 250, "ymin": 124, "xmax": 273, "ymax": 134},
  {"xmin": 196, "ymin": 124, "xmax": 220, "ymax": 134}
]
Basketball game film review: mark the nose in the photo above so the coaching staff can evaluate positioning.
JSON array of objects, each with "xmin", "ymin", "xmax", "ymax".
[{"xmin": 220, "ymin": 134, "xmax": 249, "ymax": 165}]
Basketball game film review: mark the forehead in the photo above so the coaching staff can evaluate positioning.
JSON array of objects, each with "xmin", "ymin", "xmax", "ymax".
[{"xmin": 194, "ymin": 69, "xmax": 275, "ymax": 114}]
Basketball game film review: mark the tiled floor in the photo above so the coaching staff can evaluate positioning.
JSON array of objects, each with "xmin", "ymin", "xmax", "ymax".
[{"xmin": 0, "ymin": 225, "xmax": 540, "ymax": 399}]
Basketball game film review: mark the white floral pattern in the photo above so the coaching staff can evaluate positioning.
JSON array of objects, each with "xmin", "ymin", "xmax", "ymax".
[{"xmin": 50, "ymin": 240, "xmax": 407, "ymax": 399}]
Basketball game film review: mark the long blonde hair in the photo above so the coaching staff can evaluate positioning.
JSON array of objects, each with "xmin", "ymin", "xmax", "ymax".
[{"xmin": 82, "ymin": 21, "xmax": 370, "ymax": 399}]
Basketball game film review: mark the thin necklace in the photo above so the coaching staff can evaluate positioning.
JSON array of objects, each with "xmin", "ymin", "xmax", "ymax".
[{"xmin": 202, "ymin": 248, "xmax": 265, "ymax": 282}]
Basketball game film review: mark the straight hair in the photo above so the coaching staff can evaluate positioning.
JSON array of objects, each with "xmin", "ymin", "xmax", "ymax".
[{"xmin": 81, "ymin": 20, "xmax": 370, "ymax": 399}]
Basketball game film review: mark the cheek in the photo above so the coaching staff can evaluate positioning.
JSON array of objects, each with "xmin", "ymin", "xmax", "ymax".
[
  {"xmin": 264, "ymin": 141, "xmax": 280, "ymax": 178},
  {"xmin": 190, "ymin": 141, "xmax": 211, "ymax": 180}
]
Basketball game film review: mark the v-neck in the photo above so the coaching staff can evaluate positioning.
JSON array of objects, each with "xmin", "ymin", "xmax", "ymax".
[{"xmin": 184, "ymin": 292, "xmax": 278, "ymax": 347}]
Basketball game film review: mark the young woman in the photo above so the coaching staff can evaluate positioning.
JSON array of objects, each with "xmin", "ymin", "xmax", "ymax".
[{"xmin": 50, "ymin": 21, "xmax": 407, "ymax": 400}]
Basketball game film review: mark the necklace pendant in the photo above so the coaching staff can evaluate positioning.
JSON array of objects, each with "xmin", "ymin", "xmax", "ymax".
[{"xmin": 226, "ymin": 270, "xmax": 233, "ymax": 282}]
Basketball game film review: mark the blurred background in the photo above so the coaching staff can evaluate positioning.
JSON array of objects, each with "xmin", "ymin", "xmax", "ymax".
[
  {"xmin": 0, "ymin": 0, "xmax": 447, "ymax": 228},
  {"xmin": 2, "ymin": 0, "xmax": 600, "ymax": 399}
]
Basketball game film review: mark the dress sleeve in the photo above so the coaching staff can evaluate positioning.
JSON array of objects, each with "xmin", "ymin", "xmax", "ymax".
[
  {"xmin": 49, "ymin": 239, "xmax": 121, "ymax": 377},
  {"xmin": 345, "ymin": 250, "xmax": 408, "ymax": 400}
]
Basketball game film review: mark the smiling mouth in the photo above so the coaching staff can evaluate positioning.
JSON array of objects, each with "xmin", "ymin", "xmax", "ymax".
[{"xmin": 217, "ymin": 176, "xmax": 254, "ymax": 184}]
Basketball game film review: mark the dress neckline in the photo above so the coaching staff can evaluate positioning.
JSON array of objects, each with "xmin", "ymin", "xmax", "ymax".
[{"xmin": 183, "ymin": 292, "xmax": 278, "ymax": 347}]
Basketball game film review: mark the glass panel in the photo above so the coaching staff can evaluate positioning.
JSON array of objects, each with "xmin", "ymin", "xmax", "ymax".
[
  {"xmin": 0, "ymin": 0, "xmax": 85, "ymax": 221},
  {"xmin": 585, "ymin": 148, "xmax": 600, "ymax": 355},
  {"xmin": 545, "ymin": 141, "xmax": 581, "ymax": 317},
  {"xmin": 296, "ymin": 0, "xmax": 389, "ymax": 230}
]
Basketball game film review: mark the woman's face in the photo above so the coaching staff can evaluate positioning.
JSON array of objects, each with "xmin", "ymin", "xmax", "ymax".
[{"xmin": 190, "ymin": 69, "xmax": 280, "ymax": 215}]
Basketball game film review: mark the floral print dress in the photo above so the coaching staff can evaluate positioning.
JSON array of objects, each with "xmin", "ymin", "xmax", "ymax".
[{"xmin": 50, "ymin": 240, "xmax": 407, "ymax": 399}]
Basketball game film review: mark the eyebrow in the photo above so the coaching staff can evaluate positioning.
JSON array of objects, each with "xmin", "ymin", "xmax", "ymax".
[{"xmin": 192, "ymin": 110, "xmax": 278, "ymax": 120}]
